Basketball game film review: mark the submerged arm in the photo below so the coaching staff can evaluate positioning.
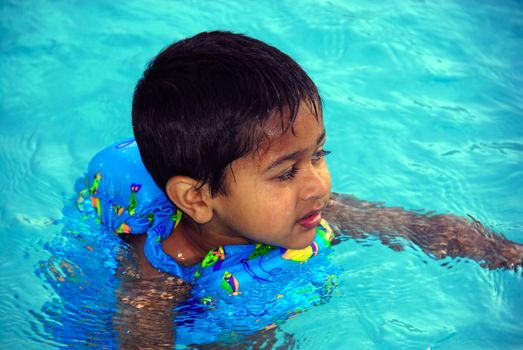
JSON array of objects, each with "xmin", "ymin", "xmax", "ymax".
[
  {"xmin": 113, "ymin": 234, "xmax": 192, "ymax": 349},
  {"xmin": 324, "ymin": 193, "xmax": 523, "ymax": 271}
]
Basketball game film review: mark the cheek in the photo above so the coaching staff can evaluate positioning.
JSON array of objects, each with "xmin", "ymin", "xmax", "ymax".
[
  {"xmin": 253, "ymin": 187, "xmax": 295, "ymax": 218},
  {"xmin": 324, "ymin": 168, "xmax": 332, "ymax": 189},
  {"xmin": 319, "ymin": 163, "xmax": 332, "ymax": 189}
]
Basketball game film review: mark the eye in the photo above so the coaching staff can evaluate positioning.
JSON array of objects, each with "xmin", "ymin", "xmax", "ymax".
[
  {"xmin": 277, "ymin": 166, "xmax": 299, "ymax": 182},
  {"xmin": 312, "ymin": 149, "xmax": 331, "ymax": 162}
]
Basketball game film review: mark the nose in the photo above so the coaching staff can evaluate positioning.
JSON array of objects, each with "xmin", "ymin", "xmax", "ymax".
[{"xmin": 300, "ymin": 164, "xmax": 331, "ymax": 201}]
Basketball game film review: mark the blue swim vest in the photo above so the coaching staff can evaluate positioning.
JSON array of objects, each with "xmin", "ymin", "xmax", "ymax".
[{"xmin": 79, "ymin": 139, "xmax": 339, "ymax": 341}]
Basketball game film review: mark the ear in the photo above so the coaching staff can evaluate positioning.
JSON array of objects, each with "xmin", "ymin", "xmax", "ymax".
[{"xmin": 165, "ymin": 176, "xmax": 213, "ymax": 224}]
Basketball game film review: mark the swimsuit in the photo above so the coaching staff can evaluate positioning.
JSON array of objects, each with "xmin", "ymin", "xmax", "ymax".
[{"xmin": 79, "ymin": 139, "xmax": 339, "ymax": 341}]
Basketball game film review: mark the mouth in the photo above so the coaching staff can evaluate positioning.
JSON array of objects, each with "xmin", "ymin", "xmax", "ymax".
[{"xmin": 297, "ymin": 209, "xmax": 323, "ymax": 229}]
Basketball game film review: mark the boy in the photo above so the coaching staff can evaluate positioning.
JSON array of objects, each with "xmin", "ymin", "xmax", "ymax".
[{"xmin": 81, "ymin": 31, "xmax": 522, "ymax": 346}]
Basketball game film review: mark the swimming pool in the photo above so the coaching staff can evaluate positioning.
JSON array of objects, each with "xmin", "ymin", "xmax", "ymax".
[{"xmin": 1, "ymin": 0, "xmax": 522, "ymax": 348}]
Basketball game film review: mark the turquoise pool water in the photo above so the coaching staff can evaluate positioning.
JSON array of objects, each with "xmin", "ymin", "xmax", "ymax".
[{"xmin": 1, "ymin": 0, "xmax": 522, "ymax": 348}]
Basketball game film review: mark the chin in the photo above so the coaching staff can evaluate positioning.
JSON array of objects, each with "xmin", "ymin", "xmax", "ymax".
[{"xmin": 287, "ymin": 235, "xmax": 316, "ymax": 250}]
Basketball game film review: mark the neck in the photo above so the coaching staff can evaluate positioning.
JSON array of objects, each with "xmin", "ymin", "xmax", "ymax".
[{"xmin": 162, "ymin": 217, "xmax": 249, "ymax": 266}]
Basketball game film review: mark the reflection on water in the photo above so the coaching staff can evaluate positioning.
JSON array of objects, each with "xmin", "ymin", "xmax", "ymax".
[{"xmin": 33, "ymin": 207, "xmax": 303, "ymax": 348}]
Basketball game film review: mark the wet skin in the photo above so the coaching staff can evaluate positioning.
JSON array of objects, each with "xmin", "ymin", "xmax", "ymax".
[
  {"xmin": 201, "ymin": 106, "xmax": 332, "ymax": 249},
  {"xmin": 161, "ymin": 105, "xmax": 332, "ymax": 266},
  {"xmin": 117, "ymin": 105, "xmax": 523, "ymax": 348},
  {"xmin": 154, "ymin": 103, "xmax": 523, "ymax": 273}
]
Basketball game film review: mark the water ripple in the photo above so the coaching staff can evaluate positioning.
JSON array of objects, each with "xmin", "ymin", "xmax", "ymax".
[{"xmin": 0, "ymin": 131, "xmax": 39, "ymax": 194}]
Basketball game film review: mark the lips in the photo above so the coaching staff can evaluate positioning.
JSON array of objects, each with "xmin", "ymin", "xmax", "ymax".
[{"xmin": 297, "ymin": 210, "xmax": 322, "ymax": 229}]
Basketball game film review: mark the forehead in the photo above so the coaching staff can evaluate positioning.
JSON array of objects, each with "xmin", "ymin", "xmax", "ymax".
[
  {"xmin": 248, "ymin": 105, "xmax": 324, "ymax": 167},
  {"xmin": 221, "ymin": 104, "xmax": 324, "ymax": 190}
]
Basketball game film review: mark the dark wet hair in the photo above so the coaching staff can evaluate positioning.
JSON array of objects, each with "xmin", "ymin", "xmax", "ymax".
[{"xmin": 132, "ymin": 31, "xmax": 321, "ymax": 197}]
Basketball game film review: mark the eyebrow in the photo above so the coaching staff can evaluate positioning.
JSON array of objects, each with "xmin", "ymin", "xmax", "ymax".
[{"xmin": 265, "ymin": 130, "xmax": 326, "ymax": 172}]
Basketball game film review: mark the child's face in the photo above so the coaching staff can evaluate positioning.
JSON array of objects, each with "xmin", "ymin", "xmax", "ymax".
[{"xmin": 209, "ymin": 105, "xmax": 331, "ymax": 249}]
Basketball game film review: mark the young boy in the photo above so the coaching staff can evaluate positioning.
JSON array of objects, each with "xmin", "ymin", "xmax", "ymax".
[
  {"xmin": 83, "ymin": 31, "xmax": 334, "ymax": 279},
  {"xmin": 80, "ymin": 31, "xmax": 522, "ymax": 345}
]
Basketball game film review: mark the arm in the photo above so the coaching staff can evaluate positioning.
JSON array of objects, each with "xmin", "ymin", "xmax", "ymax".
[
  {"xmin": 113, "ymin": 275, "xmax": 190, "ymax": 349},
  {"xmin": 113, "ymin": 234, "xmax": 192, "ymax": 349},
  {"xmin": 115, "ymin": 234, "xmax": 296, "ymax": 349},
  {"xmin": 324, "ymin": 193, "xmax": 523, "ymax": 271}
]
